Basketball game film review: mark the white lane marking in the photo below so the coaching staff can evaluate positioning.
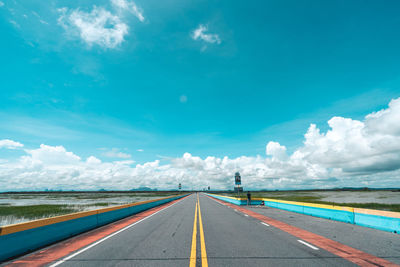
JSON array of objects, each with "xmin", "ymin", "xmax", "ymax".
[
  {"xmin": 297, "ymin": 240, "xmax": 319, "ymax": 250},
  {"xmin": 234, "ymin": 209, "xmax": 238, "ymax": 212},
  {"xmin": 49, "ymin": 197, "xmax": 186, "ymax": 267},
  {"xmin": 207, "ymin": 196, "xmax": 230, "ymax": 207},
  {"xmin": 244, "ymin": 214, "xmax": 249, "ymax": 217},
  {"xmin": 261, "ymin": 222, "xmax": 270, "ymax": 227}
]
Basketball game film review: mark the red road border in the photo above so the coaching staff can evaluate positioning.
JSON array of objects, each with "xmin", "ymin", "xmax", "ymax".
[
  {"xmin": 208, "ymin": 195, "xmax": 399, "ymax": 267},
  {"xmin": 5, "ymin": 195, "xmax": 189, "ymax": 267}
]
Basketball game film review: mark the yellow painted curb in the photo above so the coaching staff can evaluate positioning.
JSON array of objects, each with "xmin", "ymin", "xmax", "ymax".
[{"xmin": 354, "ymin": 208, "xmax": 400, "ymax": 219}]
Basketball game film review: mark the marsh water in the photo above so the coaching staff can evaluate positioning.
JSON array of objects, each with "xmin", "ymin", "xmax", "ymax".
[
  {"xmin": 0, "ymin": 192, "xmax": 165, "ymax": 206},
  {"xmin": 0, "ymin": 192, "xmax": 179, "ymax": 226}
]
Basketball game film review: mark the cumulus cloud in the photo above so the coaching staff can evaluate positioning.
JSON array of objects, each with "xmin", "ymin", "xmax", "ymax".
[
  {"xmin": 266, "ymin": 141, "xmax": 287, "ymax": 161},
  {"xmin": 58, "ymin": 0, "xmax": 144, "ymax": 49},
  {"xmin": 101, "ymin": 148, "xmax": 131, "ymax": 159},
  {"xmin": 2, "ymin": 97, "xmax": 400, "ymax": 191},
  {"xmin": 0, "ymin": 139, "xmax": 23, "ymax": 149},
  {"xmin": 0, "ymin": 2, "xmax": 4, "ymax": 7},
  {"xmin": 86, "ymin": 156, "xmax": 102, "ymax": 164},
  {"xmin": 292, "ymin": 98, "xmax": 400, "ymax": 174},
  {"xmin": 25, "ymin": 144, "xmax": 81, "ymax": 165},
  {"xmin": 191, "ymin": 24, "xmax": 221, "ymax": 44}
]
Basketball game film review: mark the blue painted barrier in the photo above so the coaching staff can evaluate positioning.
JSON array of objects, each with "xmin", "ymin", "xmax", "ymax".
[
  {"xmin": 0, "ymin": 194, "xmax": 187, "ymax": 262},
  {"xmin": 353, "ymin": 209, "xmax": 400, "ymax": 233},
  {"xmin": 206, "ymin": 193, "xmax": 400, "ymax": 234}
]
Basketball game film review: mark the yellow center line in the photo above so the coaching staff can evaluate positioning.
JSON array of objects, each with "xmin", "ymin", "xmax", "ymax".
[
  {"xmin": 189, "ymin": 196, "xmax": 198, "ymax": 267},
  {"xmin": 197, "ymin": 194, "xmax": 209, "ymax": 267}
]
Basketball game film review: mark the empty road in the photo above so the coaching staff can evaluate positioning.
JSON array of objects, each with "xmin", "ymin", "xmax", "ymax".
[{"xmin": 4, "ymin": 193, "xmax": 400, "ymax": 266}]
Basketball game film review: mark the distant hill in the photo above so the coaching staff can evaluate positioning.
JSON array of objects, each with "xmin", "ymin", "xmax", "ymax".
[{"xmin": 130, "ymin": 187, "xmax": 158, "ymax": 191}]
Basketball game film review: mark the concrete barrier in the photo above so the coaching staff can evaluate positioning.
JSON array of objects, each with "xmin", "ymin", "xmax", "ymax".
[
  {"xmin": 354, "ymin": 208, "xmax": 400, "ymax": 233},
  {"xmin": 0, "ymin": 194, "xmax": 188, "ymax": 262},
  {"xmin": 206, "ymin": 193, "xmax": 400, "ymax": 234}
]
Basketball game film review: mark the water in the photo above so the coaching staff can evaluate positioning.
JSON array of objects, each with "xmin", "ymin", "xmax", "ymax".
[
  {"xmin": 0, "ymin": 192, "xmax": 176, "ymax": 226},
  {"xmin": 317, "ymin": 191, "xmax": 400, "ymax": 204}
]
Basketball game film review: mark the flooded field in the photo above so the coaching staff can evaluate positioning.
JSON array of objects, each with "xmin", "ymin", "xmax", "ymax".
[
  {"xmin": 311, "ymin": 191, "xmax": 400, "ymax": 204},
  {"xmin": 252, "ymin": 190, "xmax": 400, "ymax": 204},
  {"xmin": 0, "ymin": 192, "xmax": 181, "ymax": 226}
]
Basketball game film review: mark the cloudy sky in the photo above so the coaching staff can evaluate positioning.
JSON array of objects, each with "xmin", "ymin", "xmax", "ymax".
[{"xmin": 1, "ymin": 0, "xmax": 400, "ymax": 191}]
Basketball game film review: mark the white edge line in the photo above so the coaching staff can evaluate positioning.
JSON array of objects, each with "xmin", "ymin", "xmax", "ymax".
[
  {"xmin": 49, "ymin": 198, "xmax": 184, "ymax": 267},
  {"xmin": 297, "ymin": 240, "xmax": 319, "ymax": 250},
  {"xmin": 261, "ymin": 222, "xmax": 270, "ymax": 227},
  {"xmin": 244, "ymin": 214, "xmax": 249, "ymax": 217}
]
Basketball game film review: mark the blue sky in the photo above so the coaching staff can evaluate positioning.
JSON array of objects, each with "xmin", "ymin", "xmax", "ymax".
[{"xmin": 1, "ymin": 0, "xmax": 400, "ymax": 190}]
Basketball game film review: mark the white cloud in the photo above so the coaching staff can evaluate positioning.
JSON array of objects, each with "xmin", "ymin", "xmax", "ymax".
[
  {"xmin": 137, "ymin": 149, "xmax": 144, "ymax": 152},
  {"xmin": 26, "ymin": 144, "xmax": 81, "ymax": 165},
  {"xmin": 266, "ymin": 141, "xmax": 287, "ymax": 161},
  {"xmin": 102, "ymin": 148, "xmax": 131, "ymax": 159},
  {"xmin": 191, "ymin": 24, "xmax": 221, "ymax": 44},
  {"xmin": 58, "ymin": 0, "xmax": 144, "ymax": 49},
  {"xmin": 111, "ymin": 0, "xmax": 144, "ymax": 22},
  {"xmin": 0, "ymin": 2, "xmax": 4, "ymax": 7},
  {"xmin": 0, "ymin": 139, "xmax": 23, "ymax": 149},
  {"xmin": 86, "ymin": 156, "xmax": 102, "ymax": 165},
  {"xmin": 292, "ymin": 98, "xmax": 400, "ymax": 174},
  {"xmin": 58, "ymin": 6, "xmax": 128, "ymax": 49},
  {"xmin": 2, "ymin": 97, "xmax": 400, "ymax": 191}
]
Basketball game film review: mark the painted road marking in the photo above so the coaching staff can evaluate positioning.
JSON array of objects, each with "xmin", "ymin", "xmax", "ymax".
[
  {"xmin": 261, "ymin": 222, "xmax": 270, "ymax": 227},
  {"xmin": 8, "ymin": 196, "xmax": 190, "ymax": 267},
  {"xmin": 208, "ymin": 195, "xmax": 399, "ymax": 267},
  {"xmin": 244, "ymin": 214, "xmax": 249, "ymax": 217},
  {"xmin": 197, "ymin": 195, "xmax": 208, "ymax": 267},
  {"xmin": 47, "ymin": 199, "xmax": 183, "ymax": 267},
  {"xmin": 298, "ymin": 240, "xmax": 319, "ymax": 250},
  {"xmin": 189, "ymin": 199, "xmax": 198, "ymax": 267},
  {"xmin": 234, "ymin": 209, "xmax": 238, "ymax": 212}
]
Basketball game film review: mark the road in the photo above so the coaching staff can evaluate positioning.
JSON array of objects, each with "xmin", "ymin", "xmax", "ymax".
[{"xmin": 4, "ymin": 193, "xmax": 400, "ymax": 267}]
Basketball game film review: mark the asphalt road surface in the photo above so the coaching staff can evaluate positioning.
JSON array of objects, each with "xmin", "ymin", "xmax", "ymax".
[{"xmin": 5, "ymin": 193, "xmax": 400, "ymax": 267}]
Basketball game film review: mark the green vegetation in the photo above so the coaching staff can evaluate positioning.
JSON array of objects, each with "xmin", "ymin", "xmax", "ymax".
[{"xmin": 0, "ymin": 205, "xmax": 77, "ymax": 219}]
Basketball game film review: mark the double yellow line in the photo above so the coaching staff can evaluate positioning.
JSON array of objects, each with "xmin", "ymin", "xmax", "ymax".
[{"xmin": 189, "ymin": 194, "xmax": 208, "ymax": 267}]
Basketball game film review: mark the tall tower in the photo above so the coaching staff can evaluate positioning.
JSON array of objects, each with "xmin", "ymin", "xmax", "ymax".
[{"xmin": 234, "ymin": 172, "xmax": 243, "ymax": 195}]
